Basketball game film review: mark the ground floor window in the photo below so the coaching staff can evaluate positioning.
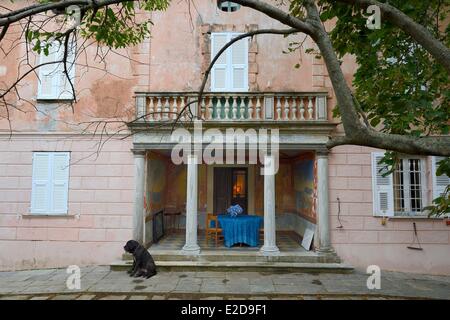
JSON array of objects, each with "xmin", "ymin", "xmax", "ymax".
[
  {"xmin": 372, "ymin": 153, "xmax": 428, "ymax": 217},
  {"xmin": 392, "ymin": 158, "xmax": 425, "ymax": 216},
  {"xmin": 30, "ymin": 152, "xmax": 70, "ymax": 215}
]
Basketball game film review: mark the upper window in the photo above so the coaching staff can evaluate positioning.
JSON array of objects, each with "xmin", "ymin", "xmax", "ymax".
[
  {"xmin": 218, "ymin": 1, "xmax": 241, "ymax": 12},
  {"xmin": 372, "ymin": 153, "xmax": 428, "ymax": 217},
  {"xmin": 211, "ymin": 32, "xmax": 248, "ymax": 92},
  {"xmin": 37, "ymin": 40, "xmax": 76, "ymax": 100},
  {"xmin": 31, "ymin": 152, "xmax": 70, "ymax": 215}
]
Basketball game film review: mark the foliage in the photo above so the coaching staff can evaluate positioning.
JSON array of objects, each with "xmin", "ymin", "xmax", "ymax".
[
  {"xmin": 424, "ymin": 157, "xmax": 450, "ymax": 217},
  {"xmin": 27, "ymin": 0, "xmax": 170, "ymax": 51},
  {"xmin": 288, "ymin": 0, "xmax": 450, "ymax": 216},
  {"xmin": 318, "ymin": 0, "xmax": 450, "ymax": 138}
]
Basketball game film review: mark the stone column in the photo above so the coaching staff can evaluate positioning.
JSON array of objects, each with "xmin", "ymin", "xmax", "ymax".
[
  {"xmin": 260, "ymin": 154, "xmax": 279, "ymax": 255},
  {"xmin": 316, "ymin": 151, "xmax": 333, "ymax": 253},
  {"xmin": 132, "ymin": 150, "xmax": 146, "ymax": 243},
  {"xmin": 182, "ymin": 154, "xmax": 200, "ymax": 254}
]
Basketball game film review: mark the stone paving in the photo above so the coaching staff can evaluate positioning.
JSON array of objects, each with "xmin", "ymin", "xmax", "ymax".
[{"xmin": 0, "ymin": 266, "xmax": 448, "ymax": 300}]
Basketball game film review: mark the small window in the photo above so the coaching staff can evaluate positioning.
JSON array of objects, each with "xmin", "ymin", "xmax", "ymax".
[
  {"xmin": 393, "ymin": 158, "xmax": 425, "ymax": 216},
  {"xmin": 218, "ymin": 1, "xmax": 240, "ymax": 12},
  {"xmin": 31, "ymin": 152, "xmax": 70, "ymax": 215},
  {"xmin": 37, "ymin": 39, "xmax": 76, "ymax": 100},
  {"xmin": 211, "ymin": 32, "xmax": 248, "ymax": 92},
  {"xmin": 371, "ymin": 153, "xmax": 427, "ymax": 217}
]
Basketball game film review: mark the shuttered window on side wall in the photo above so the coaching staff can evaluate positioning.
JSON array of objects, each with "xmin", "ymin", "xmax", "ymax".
[{"xmin": 31, "ymin": 152, "xmax": 70, "ymax": 215}]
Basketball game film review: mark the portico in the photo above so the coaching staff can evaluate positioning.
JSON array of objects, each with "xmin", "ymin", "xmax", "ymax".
[{"xmin": 129, "ymin": 91, "xmax": 338, "ymax": 260}]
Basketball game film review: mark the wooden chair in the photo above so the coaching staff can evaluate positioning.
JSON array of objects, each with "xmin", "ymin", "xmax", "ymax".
[{"xmin": 205, "ymin": 213, "xmax": 223, "ymax": 247}]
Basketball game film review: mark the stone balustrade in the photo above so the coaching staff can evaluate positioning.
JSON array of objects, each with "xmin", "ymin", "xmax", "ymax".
[{"xmin": 135, "ymin": 92, "xmax": 328, "ymax": 122}]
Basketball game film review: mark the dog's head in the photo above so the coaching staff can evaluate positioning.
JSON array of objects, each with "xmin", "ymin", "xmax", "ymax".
[{"xmin": 124, "ymin": 240, "xmax": 140, "ymax": 254}]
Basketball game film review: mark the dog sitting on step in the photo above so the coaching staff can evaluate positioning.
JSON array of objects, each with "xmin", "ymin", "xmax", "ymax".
[{"xmin": 123, "ymin": 240, "xmax": 157, "ymax": 278}]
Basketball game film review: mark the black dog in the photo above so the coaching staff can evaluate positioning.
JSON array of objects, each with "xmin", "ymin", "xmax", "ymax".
[{"xmin": 123, "ymin": 240, "xmax": 157, "ymax": 278}]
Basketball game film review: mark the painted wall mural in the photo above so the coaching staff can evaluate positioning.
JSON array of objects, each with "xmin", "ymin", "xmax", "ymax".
[
  {"xmin": 275, "ymin": 163, "xmax": 296, "ymax": 214},
  {"xmin": 294, "ymin": 154, "xmax": 316, "ymax": 222},
  {"xmin": 165, "ymin": 162, "xmax": 187, "ymax": 212},
  {"xmin": 146, "ymin": 152, "xmax": 168, "ymax": 213}
]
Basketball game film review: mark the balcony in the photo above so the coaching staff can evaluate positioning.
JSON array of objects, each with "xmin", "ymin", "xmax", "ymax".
[{"xmin": 134, "ymin": 92, "xmax": 329, "ymax": 124}]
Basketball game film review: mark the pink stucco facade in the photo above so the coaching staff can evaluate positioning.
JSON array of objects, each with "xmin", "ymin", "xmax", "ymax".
[
  {"xmin": 329, "ymin": 146, "xmax": 450, "ymax": 275},
  {"xmin": 0, "ymin": 136, "xmax": 135, "ymax": 270},
  {"xmin": 0, "ymin": 1, "xmax": 449, "ymax": 274}
]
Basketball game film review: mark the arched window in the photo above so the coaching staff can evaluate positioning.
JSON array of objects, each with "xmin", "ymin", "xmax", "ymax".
[{"xmin": 218, "ymin": 1, "xmax": 241, "ymax": 12}]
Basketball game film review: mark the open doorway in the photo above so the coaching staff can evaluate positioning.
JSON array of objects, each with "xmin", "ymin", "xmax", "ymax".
[{"xmin": 213, "ymin": 167, "xmax": 248, "ymax": 214}]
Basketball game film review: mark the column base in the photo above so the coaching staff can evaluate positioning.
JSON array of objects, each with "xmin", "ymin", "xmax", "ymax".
[
  {"xmin": 260, "ymin": 245, "xmax": 280, "ymax": 255},
  {"xmin": 182, "ymin": 244, "xmax": 201, "ymax": 255},
  {"xmin": 316, "ymin": 246, "xmax": 335, "ymax": 255}
]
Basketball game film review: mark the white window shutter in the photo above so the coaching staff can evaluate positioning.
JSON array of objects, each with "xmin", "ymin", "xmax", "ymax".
[
  {"xmin": 211, "ymin": 33, "xmax": 228, "ymax": 91},
  {"xmin": 371, "ymin": 152, "xmax": 394, "ymax": 217},
  {"xmin": 58, "ymin": 41, "xmax": 76, "ymax": 100},
  {"xmin": 51, "ymin": 152, "xmax": 70, "ymax": 214},
  {"xmin": 432, "ymin": 156, "xmax": 449, "ymax": 199},
  {"xmin": 37, "ymin": 40, "xmax": 75, "ymax": 100},
  {"xmin": 37, "ymin": 44, "xmax": 60, "ymax": 99},
  {"xmin": 230, "ymin": 34, "xmax": 248, "ymax": 91},
  {"xmin": 31, "ymin": 153, "xmax": 51, "ymax": 214}
]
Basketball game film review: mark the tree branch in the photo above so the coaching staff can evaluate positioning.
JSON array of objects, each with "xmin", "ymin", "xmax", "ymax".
[{"xmin": 336, "ymin": 0, "xmax": 450, "ymax": 74}]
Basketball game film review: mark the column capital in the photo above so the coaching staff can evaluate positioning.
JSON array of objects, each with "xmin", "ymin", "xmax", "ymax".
[
  {"xmin": 315, "ymin": 149, "xmax": 329, "ymax": 158},
  {"xmin": 131, "ymin": 149, "xmax": 146, "ymax": 157}
]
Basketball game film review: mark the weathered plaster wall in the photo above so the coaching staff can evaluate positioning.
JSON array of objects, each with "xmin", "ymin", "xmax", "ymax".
[
  {"xmin": 329, "ymin": 146, "xmax": 450, "ymax": 275},
  {"xmin": 0, "ymin": 135, "xmax": 134, "ymax": 270},
  {"xmin": 147, "ymin": 1, "xmax": 332, "ymax": 95}
]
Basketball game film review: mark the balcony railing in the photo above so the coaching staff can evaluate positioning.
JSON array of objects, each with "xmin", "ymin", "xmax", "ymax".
[{"xmin": 135, "ymin": 92, "xmax": 328, "ymax": 122}]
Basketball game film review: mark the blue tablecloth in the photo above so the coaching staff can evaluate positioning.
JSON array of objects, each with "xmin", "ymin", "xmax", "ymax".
[{"xmin": 217, "ymin": 214, "xmax": 263, "ymax": 247}]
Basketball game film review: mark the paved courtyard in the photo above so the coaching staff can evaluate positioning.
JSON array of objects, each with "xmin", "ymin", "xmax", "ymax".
[{"xmin": 0, "ymin": 267, "xmax": 448, "ymax": 300}]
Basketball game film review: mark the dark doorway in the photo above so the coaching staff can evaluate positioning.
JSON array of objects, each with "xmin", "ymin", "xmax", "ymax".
[{"xmin": 213, "ymin": 167, "xmax": 248, "ymax": 215}]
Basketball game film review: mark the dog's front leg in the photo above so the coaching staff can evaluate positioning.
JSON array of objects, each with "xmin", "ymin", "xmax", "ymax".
[
  {"xmin": 129, "ymin": 259, "xmax": 138, "ymax": 277},
  {"xmin": 128, "ymin": 260, "xmax": 136, "ymax": 274}
]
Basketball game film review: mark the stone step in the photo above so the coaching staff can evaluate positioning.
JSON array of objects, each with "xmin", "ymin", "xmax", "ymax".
[
  {"xmin": 110, "ymin": 260, "xmax": 353, "ymax": 273},
  {"xmin": 122, "ymin": 250, "xmax": 341, "ymax": 264}
]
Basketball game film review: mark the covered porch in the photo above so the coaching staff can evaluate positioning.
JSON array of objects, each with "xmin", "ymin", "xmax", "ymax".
[
  {"xmin": 132, "ymin": 148, "xmax": 334, "ymax": 258},
  {"xmin": 128, "ymin": 91, "xmax": 339, "ymax": 265}
]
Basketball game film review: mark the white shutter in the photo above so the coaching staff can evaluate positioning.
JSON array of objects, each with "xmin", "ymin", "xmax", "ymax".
[
  {"xmin": 230, "ymin": 34, "xmax": 248, "ymax": 91},
  {"xmin": 371, "ymin": 152, "xmax": 394, "ymax": 217},
  {"xmin": 31, "ymin": 153, "xmax": 51, "ymax": 214},
  {"xmin": 211, "ymin": 33, "xmax": 228, "ymax": 91},
  {"xmin": 58, "ymin": 41, "xmax": 76, "ymax": 100},
  {"xmin": 37, "ymin": 40, "xmax": 75, "ymax": 100},
  {"xmin": 432, "ymin": 156, "xmax": 449, "ymax": 199},
  {"xmin": 37, "ymin": 43, "xmax": 60, "ymax": 99},
  {"xmin": 51, "ymin": 152, "xmax": 70, "ymax": 214},
  {"xmin": 30, "ymin": 152, "xmax": 70, "ymax": 215}
]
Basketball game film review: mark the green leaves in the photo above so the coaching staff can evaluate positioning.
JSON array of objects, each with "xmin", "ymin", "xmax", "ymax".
[
  {"xmin": 27, "ymin": 0, "xmax": 171, "ymax": 52},
  {"xmin": 424, "ymin": 155, "xmax": 450, "ymax": 218},
  {"xmin": 318, "ymin": 0, "xmax": 449, "ymax": 138},
  {"xmin": 312, "ymin": 0, "xmax": 450, "ymax": 216}
]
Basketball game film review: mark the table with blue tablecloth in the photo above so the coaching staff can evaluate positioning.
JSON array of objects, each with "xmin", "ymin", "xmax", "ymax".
[{"xmin": 217, "ymin": 214, "xmax": 263, "ymax": 247}]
